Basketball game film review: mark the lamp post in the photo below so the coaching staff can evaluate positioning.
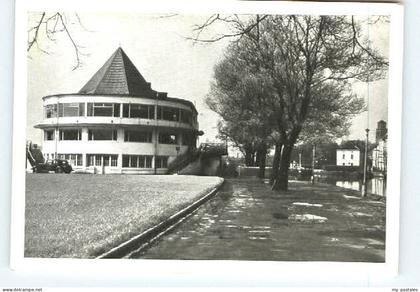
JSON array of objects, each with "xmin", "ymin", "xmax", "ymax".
[
  {"xmin": 311, "ymin": 144, "xmax": 316, "ymax": 184},
  {"xmin": 361, "ymin": 128, "xmax": 370, "ymax": 197}
]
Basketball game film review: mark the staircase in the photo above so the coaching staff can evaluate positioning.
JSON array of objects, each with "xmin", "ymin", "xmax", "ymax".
[
  {"xmin": 167, "ymin": 148, "xmax": 200, "ymax": 174},
  {"xmin": 26, "ymin": 141, "xmax": 44, "ymax": 167}
]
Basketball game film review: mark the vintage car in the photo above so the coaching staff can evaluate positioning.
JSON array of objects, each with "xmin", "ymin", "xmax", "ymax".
[{"xmin": 33, "ymin": 159, "xmax": 73, "ymax": 174}]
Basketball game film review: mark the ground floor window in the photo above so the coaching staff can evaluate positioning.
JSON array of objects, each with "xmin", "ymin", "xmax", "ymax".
[
  {"xmin": 122, "ymin": 155, "xmax": 153, "ymax": 168},
  {"xmin": 87, "ymin": 154, "xmax": 118, "ymax": 167},
  {"xmin": 155, "ymin": 156, "xmax": 168, "ymax": 168},
  {"xmin": 57, "ymin": 153, "xmax": 83, "ymax": 166}
]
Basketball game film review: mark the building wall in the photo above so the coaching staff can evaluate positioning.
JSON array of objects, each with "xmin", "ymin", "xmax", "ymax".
[
  {"xmin": 37, "ymin": 94, "xmax": 198, "ymax": 174},
  {"xmin": 336, "ymin": 149, "xmax": 360, "ymax": 166},
  {"xmin": 372, "ymin": 140, "xmax": 387, "ymax": 171}
]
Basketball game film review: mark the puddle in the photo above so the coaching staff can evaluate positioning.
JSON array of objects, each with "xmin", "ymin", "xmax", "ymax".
[
  {"xmin": 219, "ymin": 219, "xmax": 232, "ymax": 223},
  {"xmin": 293, "ymin": 202, "xmax": 323, "ymax": 207},
  {"xmin": 363, "ymin": 238, "xmax": 385, "ymax": 246},
  {"xmin": 288, "ymin": 214, "xmax": 328, "ymax": 223},
  {"xmin": 343, "ymin": 195, "xmax": 361, "ymax": 200},
  {"xmin": 366, "ymin": 201, "xmax": 385, "ymax": 205},
  {"xmin": 352, "ymin": 212, "xmax": 373, "ymax": 217},
  {"xmin": 249, "ymin": 229, "xmax": 271, "ymax": 233},
  {"xmin": 248, "ymin": 236, "xmax": 268, "ymax": 240},
  {"xmin": 343, "ymin": 243, "xmax": 366, "ymax": 249}
]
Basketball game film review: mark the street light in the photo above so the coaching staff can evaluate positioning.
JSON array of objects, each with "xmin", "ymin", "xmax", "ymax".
[
  {"xmin": 361, "ymin": 128, "xmax": 370, "ymax": 197},
  {"xmin": 311, "ymin": 144, "xmax": 316, "ymax": 184}
]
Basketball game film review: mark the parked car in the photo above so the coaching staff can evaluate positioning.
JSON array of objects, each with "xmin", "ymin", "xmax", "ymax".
[{"xmin": 33, "ymin": 159, "xmax": 73, "ymax": 174}]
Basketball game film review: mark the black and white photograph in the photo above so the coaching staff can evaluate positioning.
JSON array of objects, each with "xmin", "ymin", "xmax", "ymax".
[{"xmin": 10, "ymin": 1, "xmax": 403, "ymax": 273}]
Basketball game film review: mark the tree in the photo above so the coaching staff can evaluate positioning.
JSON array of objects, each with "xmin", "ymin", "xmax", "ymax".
[
  {"xmin": 196, "ymin": 15, "xmax": 387, "ymax": 190},
  {"xmin": 28, "ymin": 12, "xmax": 88, "ymax": 70},
  {"xmin": 206, "ymin": 41, "xmax": 277, "ymax": 176}
]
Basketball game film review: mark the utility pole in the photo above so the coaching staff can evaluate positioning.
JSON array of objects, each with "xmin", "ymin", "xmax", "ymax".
[
  {"xmin": 299, "ymin": 152, "xmax": 302, "ymax": 169},
  {"xmin": 311, "ymin": 144, "xmax": 316, "ymax": 184},
  {"xmin": 362, "ymin": 128, "xmax": 370, "ymax": 197}
]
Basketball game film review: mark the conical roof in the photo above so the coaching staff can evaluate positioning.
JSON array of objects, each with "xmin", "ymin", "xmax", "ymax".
[{"xmin": 79, "ymin": 47, "xmax": 157, "ymax": 97}]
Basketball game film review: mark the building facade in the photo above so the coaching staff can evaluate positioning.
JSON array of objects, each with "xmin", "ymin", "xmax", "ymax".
[
  {"xmin": 336, "ymin": 149, "xmax": 360, "ymax": 167},
  {"xmin": 35, "ymin": 47, "xmax": 200, "ymax": 174},
  {"xmin": 372, "ymin": 120, "xmax": 388, "ymax": 172}
]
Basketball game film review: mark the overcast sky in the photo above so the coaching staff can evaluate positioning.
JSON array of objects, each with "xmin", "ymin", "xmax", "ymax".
[{"xmin": 27, "ymin": 12, "xmax": 389, "ymax": 147}]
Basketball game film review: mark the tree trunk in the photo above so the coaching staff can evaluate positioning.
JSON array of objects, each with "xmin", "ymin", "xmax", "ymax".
[
  {"xmin": 257, "ymin": 145, "xmax": 267, "ymax": 179},
  {"xmin": 272, "ymin": 143, "xmax": 293, "ymax": 191},
  {"xmin": 255, "ymin": 148, "xmax": 261, "ymax": 167},
  {"xmin": 270, "ymin": 143, "xmax": 282, "ymax": 185},
  {"xmin": 244, "ymin": 145, "xmax": 253, "ymax": 166}
]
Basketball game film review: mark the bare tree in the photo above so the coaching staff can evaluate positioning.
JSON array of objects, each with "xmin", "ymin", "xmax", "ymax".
[{"xmin": 27, "ymin": 12, "xmax": 89, "ymax": 70}]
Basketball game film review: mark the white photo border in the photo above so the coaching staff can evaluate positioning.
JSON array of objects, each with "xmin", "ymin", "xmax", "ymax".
[{"xmin": 11, "ymin": 0, "xmax": 404, "ymax": 283}]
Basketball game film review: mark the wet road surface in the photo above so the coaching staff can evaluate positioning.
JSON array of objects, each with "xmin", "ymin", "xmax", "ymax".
[{"xmin": 130, "ymin": 179, "xmax": 385, "ymax": 262}]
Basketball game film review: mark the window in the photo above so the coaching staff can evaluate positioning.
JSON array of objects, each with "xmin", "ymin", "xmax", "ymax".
[
  {"xmin": 111, "ymin": 155, "xmax": 118, "ymax": 167},
  {"xmin": 59, "ymin": 129, "xmax": 81, "ymax": 140},
  {"xmin": 86, "ymin": 154, "xmax": 118, "ymax": 167},
  {"xmin": 157, "ymin": 106, "xmax": 179, "ymax": 122},
  {"xmin": 342, "ymin": 154, "xmax": 345, "ymax": 159},
  {"xmin": 159, "ymin": 133, "xmax": 178, "ymax": 144},
  {"xmin": 122, "ymin": 104, "xmax": 154, "ymax": 119},
  {"xmin": 180, "ymin": 109, "xmax": 192, "ymax": 124},
  {"xmin": 122, "ymin": 155, "xmax": 153, "ymax": 168},
  {"xmin": 123, "ymin": 104, "xmax": 129, "ymax": 117},
  {"xmin": 58, "ymin": 103, "xmax": 85, "ymax": 117},
  {"xmin": 88, "ymin": 129, "xmax": 117, "ymax": 141},
  {"xmin": 124, "ymin": 130, "xmax": 152, "ymax": 142},
  {"xmin": 44, "ymin": 104, "xmax": 57, "ymax": 118},
  {"xmin": 44, "ymin": 130, "xmax": 55, "ymax": 141},
  {"xmin": 88, "ymin": 155, "xmax": 94, "ymax": 166},
  {"xmin": 350, "ymin": 154, "xmax": 354, "ymax": 159},
  {"xmin": 130, "ymin": 104, "xmax": 152, "ymax": 119},
  {"xmin": 155, "ymin": 156, "xmax": 168, "ymax": 168},
  {"xmin": 57, "ymin": 153, "xmax": 83, "ymax": 166},
  {"xmin": 87, "ymin": 103, "xmax": 120, "ymax": 117}
]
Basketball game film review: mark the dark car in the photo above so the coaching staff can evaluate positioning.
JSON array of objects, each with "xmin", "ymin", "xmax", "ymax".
[{"xmin": 33, "ymin": 159, "xmax": 73, "ymax": 174}]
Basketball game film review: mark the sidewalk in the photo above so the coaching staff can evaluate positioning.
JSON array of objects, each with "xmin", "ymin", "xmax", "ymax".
[{"xmin": 132, "ymin": 178, "xmax": 386, "ymax": 262}]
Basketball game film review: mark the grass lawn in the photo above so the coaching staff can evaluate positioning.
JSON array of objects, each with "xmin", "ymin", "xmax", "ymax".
[{"xmin": 25, "ymin": 174, "xmax": 223, "ymax": 258}]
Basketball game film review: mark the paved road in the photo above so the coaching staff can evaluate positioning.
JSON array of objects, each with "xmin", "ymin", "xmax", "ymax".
[{"xmin": 130, "ymin": 178, "xmax": 385, "ymax": 262}]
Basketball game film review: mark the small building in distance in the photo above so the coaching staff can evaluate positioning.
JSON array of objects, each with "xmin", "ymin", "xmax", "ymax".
[
  {"xmin": 336, "ymin": 148, "xmax": 360, "ymax": 167},
  {"xmin": 34, "ymin": 47, "xmax": 200, "ymax": 174},
  {"xmin": 372, "ymin": 120, "xmax": 388, "ymax": 172}
]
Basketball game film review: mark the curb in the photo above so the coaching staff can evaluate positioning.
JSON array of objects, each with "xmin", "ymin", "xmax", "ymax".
[{"xmin": 96, "ymin": 179, "xmax": 225, "ymax": 259}]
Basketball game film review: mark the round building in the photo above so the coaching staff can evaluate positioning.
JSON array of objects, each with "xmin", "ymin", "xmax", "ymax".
[{"xmin": 35, "ymin": 47, "xmax": 200, "ymax": 174}]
